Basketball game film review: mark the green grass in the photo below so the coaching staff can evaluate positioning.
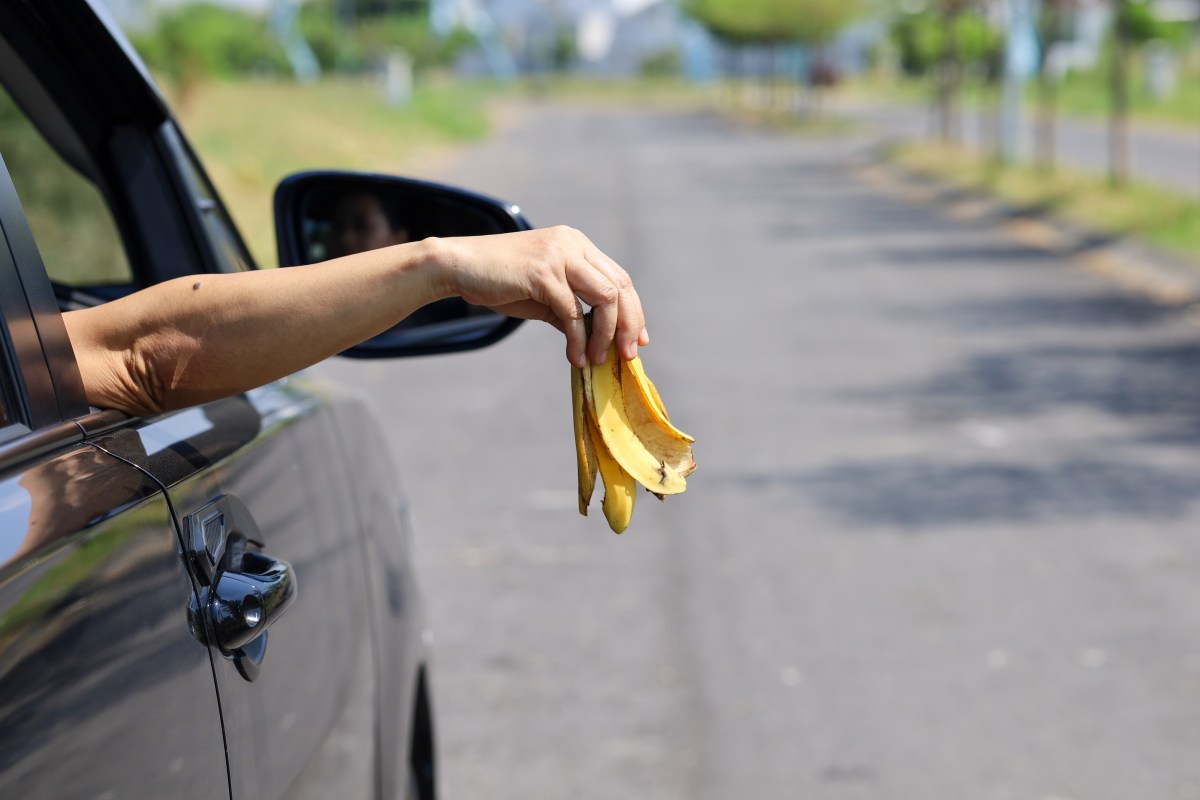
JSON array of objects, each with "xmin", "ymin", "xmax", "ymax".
[
  {"xmin": 891, "ymin": 140, "xmax": 1200, "ymax": 260},
  {"xmin": 172, "ymin": 76, "xmax": 495, "ymax": 266},
  {"xmin": 847, "ymin": 48, "xmax": 1200, "ymax": 133}
]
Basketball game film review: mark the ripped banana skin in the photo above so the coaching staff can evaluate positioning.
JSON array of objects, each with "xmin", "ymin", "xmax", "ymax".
[{"xmin": 572, "ymin": 342, "xmax": 695, "ymax": 534}]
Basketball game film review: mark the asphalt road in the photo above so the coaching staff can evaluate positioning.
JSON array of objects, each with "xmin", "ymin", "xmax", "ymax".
[
  {"xmin": 315, "ymin": 103, "xmax": 1200, "ymax": 799},
  {"xmin": 853, "ymin": 100, "xmax": 1200, "ymax": 197}
]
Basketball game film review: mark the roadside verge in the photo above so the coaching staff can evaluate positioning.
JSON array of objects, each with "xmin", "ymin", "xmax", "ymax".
[{"xmin": 855, "ymin": 150, "xmax": 1200, "ymax": 306}]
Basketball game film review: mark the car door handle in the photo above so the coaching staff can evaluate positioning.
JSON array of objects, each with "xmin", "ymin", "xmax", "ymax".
[{"xmin": 207, "ymin": 551, "xmax": 296, "ymax": 654}]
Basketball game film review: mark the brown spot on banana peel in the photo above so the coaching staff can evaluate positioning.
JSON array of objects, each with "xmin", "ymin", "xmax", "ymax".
[{"xmin": 616, "ymin": 355, "xmax": 696, "ymax": 479}]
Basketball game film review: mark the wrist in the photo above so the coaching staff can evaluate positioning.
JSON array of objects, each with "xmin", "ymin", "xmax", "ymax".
[{"xmin": 414, "ymin": 236, "xmax": 460, "ymax": 303}]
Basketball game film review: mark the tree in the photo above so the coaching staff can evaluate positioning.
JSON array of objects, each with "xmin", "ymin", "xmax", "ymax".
[
  {"xmin": 1109, "ymin": 0, "xmax": 1168, "ymax": 185},
  {"xmin": 933, "ymin": 0, "xmax": 970, "ymax": 144},
  {"xmin": 685, "ymin": 0, "xmax": 865, "ymax": 114},
  {"xmin": 891, "ymin": 3, "xmax": 1000, "ymax": 146},
  {"xmin": 1035, "ymin": 0, "xmax": 1071, "ymax": 172}
]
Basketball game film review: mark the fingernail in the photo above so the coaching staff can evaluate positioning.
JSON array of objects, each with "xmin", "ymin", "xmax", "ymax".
[
  {"xmin": 593, "ymin": 347, "xmax": 608, "ymax": 364},
  {"xmin": 575, "ymin": 353, "xmax": 588, "ymax": 369},
  {"xmin": 640, "ymin": 327, "xmax": 650, "ymax": 345},
  {"xmin": 626, "ymin": 343, "xmax": 638, "ymax": 360}
]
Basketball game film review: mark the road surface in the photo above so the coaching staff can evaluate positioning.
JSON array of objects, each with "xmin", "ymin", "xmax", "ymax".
[
  {"xmin": 852, "ymin": 99, "xmax": 1200, "ymax": 197},
  {"xmin": 316, "ymin": 102, "xmax": 1200, "ymax": 799}
]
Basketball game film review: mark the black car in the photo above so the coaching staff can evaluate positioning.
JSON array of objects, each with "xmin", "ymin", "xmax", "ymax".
[{"xmin": 0, "ymin": 2, "xmax": 529, "ymax": 798}]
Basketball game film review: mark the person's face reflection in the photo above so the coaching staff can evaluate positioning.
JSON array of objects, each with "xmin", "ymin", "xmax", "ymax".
[{"xmin": 331, "ymin": 191, "xmax": 409, "ymax": 256}]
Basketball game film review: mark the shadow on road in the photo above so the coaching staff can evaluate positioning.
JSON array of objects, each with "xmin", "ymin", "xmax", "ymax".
[
  {"xmin": 732, "ymin": 459, "xmax": 1200, "ymax": 528},
  {"xmin": 906, "ymin": 291, "xmax": 1182, "ymax": 330},
  {"xmin": 777, "ymin": 291, "xmax": 1200, "ymax": 528}
]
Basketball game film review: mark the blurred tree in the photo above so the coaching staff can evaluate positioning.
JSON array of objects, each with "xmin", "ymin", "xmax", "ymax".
[
  {"xmin": 686, "ymin": 0, "xmax": 865, "ymax": 114},
  {"xmin": 129, "ymin": 4, "xmax": 290, "ymax": 102},
  {"xmin": 1035, "ymin": 0, "xmax": 1072, "ymax": 172},
  {"xmin": 299, "ymin": 0, "xmax": 469, "ymax": 74},
  {"xmin": 890, "ymin": 3, "xmax": 1001, "ymax": 145},
  {"xmin": 1109, "ymin": 0, "xmax": 1170, "ymax": 185},
  {"xmin": 932, "ymin": 0, "xmax": 969, "ymax": 144}
]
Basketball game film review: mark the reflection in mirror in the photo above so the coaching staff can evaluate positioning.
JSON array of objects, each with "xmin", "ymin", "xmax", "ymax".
[
  {"xmin": 298, "ymin": 183, "xmax": 506, "ymax": 263},
  {"xmin": 295, "ymin": 182, "xmax": 507, "ymax": 346}
]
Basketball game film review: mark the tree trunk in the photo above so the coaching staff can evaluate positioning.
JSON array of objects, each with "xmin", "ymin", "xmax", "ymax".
[
  {"xmin": 1109, "ymin": 9, "xmax": 1132, "ymax": 186},
  {"xmin": 772, "ymin": 43, "xmax": 783, "ymax": 114},
  {"xmin": 1036, "ymin": 71, "xmax": 1059, "ymax": 171},
  {"xmin": 938, "ymin": 3, "xmax": 963, "ymax": 144},
  {"xmin": 1035, "ymin": 0, "xmax": 1060, "ymax": 172}
]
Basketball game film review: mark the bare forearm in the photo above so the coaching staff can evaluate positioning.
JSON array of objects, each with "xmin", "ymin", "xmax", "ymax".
[
  {"xmin": 62, "ymin": 225, "xmax": 649, "ymax": 417},
  {"xmin": 63, "ymin": 238, "xmax": 450, "ymax": 416}
]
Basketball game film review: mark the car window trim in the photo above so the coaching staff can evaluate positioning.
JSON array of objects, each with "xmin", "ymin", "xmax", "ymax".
[
  {"xmin": 0, "ymin": 153, "xmax": 88, "ymax": 423},
  {"xmin": 158, "ymin": 122, "xmax": 257, "ymax": 273}
]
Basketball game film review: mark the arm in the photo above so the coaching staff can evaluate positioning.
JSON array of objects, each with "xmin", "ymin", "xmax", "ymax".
[{"xmin": 63, "ymin": 226, "xmax": 648, "ymax": 416}]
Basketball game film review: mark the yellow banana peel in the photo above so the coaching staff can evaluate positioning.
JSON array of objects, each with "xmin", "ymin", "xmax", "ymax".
[{"xmin": 572, "ymin": 340, "xmax": 695, "ymax": 534}]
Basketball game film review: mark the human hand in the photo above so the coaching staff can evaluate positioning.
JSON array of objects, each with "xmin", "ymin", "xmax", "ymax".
[{"xmin": 435, "ymin": 226, "xmax": 649, "ymax": 368}]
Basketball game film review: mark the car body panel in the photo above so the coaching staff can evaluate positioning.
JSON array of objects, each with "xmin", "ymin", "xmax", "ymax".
[
  {"xmin": 92, "ymin": 383, "xmax": 389, "ymax": 798},
  {"xmin": 0, "ymin": 438, "xmax": 228, "ymax": 799},
  {"xmin": 0, "ymin": 3, "xmax": 443, "ymax": 797}
]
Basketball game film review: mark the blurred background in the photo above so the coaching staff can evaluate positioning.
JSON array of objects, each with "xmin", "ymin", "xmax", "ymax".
[{"xmin": 76, "ymin": 0, "xmax": 1200, "ymax": 797}]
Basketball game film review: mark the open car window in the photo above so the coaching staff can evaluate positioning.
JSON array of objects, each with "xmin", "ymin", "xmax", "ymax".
[{"xmin": 0, "ymin": 81, "xmax": 132, "ymax": 295}]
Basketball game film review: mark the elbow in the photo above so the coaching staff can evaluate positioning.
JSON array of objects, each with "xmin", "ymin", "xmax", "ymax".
[
  {"xmin": 120, "ymin": 340, "xmax": 170, "ymax": 416},
  {"xmin": 75, "ymin": 336, "xmax": 172, "ymax": 418}
]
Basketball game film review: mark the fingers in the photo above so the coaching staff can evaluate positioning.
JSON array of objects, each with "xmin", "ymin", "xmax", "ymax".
[
  {"xmin": 451, "ymin": 226, "xmax": 647, "ymax": 368},
  {"xmin": 585, "ymin": 250, "xmax": 645, "ymax": 361},
  {"xmin": 542, "ymin": 284, "xmax": 588, "ymax": 368}
]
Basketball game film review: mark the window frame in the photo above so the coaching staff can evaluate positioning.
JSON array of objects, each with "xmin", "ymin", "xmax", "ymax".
[{"xmin": 0, "ymin": 151, "xmax": 87, "ymax": 429}]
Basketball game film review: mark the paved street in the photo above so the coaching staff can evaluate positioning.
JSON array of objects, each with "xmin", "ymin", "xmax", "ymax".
[
  {"xmin": 849, "ymin": 99, "xmax": 1200, "ymax": 197},
  {"xmin": 316, "ymin": 103, "xmax": 1200, "ymax": 799}
]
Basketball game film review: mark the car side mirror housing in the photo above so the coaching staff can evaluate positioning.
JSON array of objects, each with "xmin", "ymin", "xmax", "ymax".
[{"xmin": 274, "ymin": 171, "xmax": 529, "ymax": 358}]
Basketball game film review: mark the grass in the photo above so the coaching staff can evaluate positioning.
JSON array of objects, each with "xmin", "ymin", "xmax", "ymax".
[
  {"xmin": 890, "ymin": 140, "xmax": 1200, "ymax": 260},
  {"xmin": 845, "ymin": 48, "xmax": 1200, "ymax": 133},
  {"xmin": 172, "ymin": 76, "xmax": 495, "ymax": 266}
]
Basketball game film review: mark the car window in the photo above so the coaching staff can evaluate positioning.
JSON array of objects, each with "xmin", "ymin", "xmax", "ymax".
[
  {"xmin": 0, "ymin": 340, "xmax": 18, "ymax": 435},
  {"xmin": 168, "ymin": 130, "xmax": 254, "ymax": 273},
  {"xmin": 0, "ymin": 82, "xmax": 132, "ymax": 287}
]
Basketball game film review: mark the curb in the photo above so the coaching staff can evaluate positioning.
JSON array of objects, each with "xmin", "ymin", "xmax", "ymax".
[{"xmin": 853, "ymin": 152, "xmax": 1200, "ymax": 306}]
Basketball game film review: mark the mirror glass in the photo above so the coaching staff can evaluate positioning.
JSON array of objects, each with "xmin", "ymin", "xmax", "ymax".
[{"xmin": 281, "ymin": 176, "xmax": 525, "ymax": 357}]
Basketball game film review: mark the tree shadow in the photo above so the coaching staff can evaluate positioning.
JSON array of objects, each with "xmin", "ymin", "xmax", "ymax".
[
  {"xmin": 731, "ymin": 458, "xmax": 1200, "ymax": 528},
  {"xmin": 899, "ymin": 290, "xmax": 1182, "ymax": 331}
]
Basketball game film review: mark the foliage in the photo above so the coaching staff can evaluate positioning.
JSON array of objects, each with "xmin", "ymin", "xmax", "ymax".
[
  {"xmin": 891, "ymin": 9, "xmax": 1003, "ymax": 76},
  {"xmin": 1115, "ymin": 0, "xmax": 1176, "ymax": 45},
  {"xmin": 0, "ymin": 86, "xmax": 129, "ymax": 284},
  {"xmin": 355, "ymin": 14, "xmax": 473, "ymax": 73},
  {"xmin": 685, "ymin": 0, "xmax": 865, "ymax": 46},
  {"xmin": 131, "ymin": 0, "xmax": 466, "ymax": 82},
  {"xmin": 128, "ymin": 3, "xmax": 289, "ymax": 85},
  {"xmin": 639, "ymin": 49, "xmax": 684, "ymax": 78}
]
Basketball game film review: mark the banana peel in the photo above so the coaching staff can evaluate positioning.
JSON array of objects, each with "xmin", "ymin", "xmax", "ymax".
[{"xmin": 571, "ymin": 341, "xmax": 695, "ymax": 534}]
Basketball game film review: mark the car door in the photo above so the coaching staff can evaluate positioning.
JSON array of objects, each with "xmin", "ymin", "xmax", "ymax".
[
  {"xmin": 90, "ymin": 382, "xmax": 379, "ymax": 799},
  {"xmin": 0, "ymin": 159, "xmax": 229, "ymax": 799},
  {"xmin": 0, "ymin": 5, "xmax": 388, "ymax": 794},
  {"xmin": 143, "ymin": 124, "xmax": 379, "ymax": 800}
]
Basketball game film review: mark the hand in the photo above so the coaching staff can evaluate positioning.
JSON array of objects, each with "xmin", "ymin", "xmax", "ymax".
[{"xmin": 436, "ymin": 226, "xmax": 649, "ymax": 368}]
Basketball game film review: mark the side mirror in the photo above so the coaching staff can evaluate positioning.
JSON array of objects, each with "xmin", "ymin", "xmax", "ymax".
[{"xmin": 273, "ymin": 171, "xmax": 529, "ymax": 358}]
